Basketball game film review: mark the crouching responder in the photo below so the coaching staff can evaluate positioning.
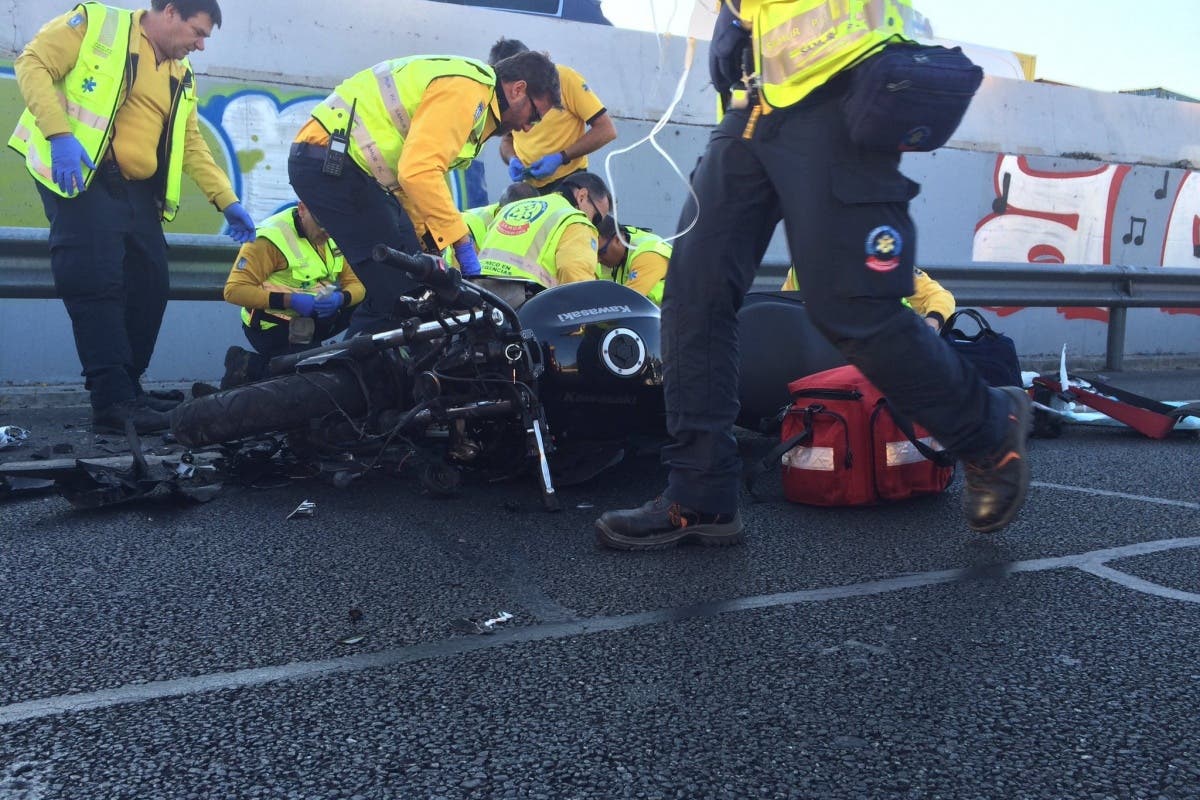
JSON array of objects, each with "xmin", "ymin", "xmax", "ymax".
[
  {"xmin": 783, "ymin": 265, "xmax": 954, "ymax": 331},
  {"xmin": 474, "ymin": 172, "xmax": 610, "ymax": 309},
  {"xmin": 444, "ymin": 182, "xmax": 539, "ymax": 271},
  {"xmin": 595, "ymin": 216, "xmax": 671, "ymax": 305},
  {"xmin": 218, "ymin": 202, "xmax": 363, "ymax": 389}
]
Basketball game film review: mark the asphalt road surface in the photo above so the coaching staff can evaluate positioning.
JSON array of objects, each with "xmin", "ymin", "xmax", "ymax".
[{"xmin": 1, "ymin": 371, "xmax": 1198, "ymax": 800}]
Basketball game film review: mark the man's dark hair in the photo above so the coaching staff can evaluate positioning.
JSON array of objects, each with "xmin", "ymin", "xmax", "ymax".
[
  {"xmin": 497, "ymin": 181, "xmax": 539, "ymax": 208},
  {"xmin": 493, "ymin": 51, "xmax": 561, "ymax": 108},
  {"xmin": 152, "ymin": 0, "xmax": 223, "ymax": 27},
  {"xmin": 488, "ymin": 37, "xmax": 529, "ymax": 67},
  {"xmin": 560, "ymin": 172, "xmax": 611, "ymax": 206}
]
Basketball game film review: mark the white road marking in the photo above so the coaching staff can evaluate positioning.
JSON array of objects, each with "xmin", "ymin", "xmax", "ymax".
[{"xmin": 3, "ymin": 533, "xmax": 1199, "ymax": 727}]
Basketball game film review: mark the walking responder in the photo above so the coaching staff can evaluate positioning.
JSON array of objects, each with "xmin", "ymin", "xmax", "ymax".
[
  {"xmin": 10, "ymin": 0, "xmax": 256, "ymax": 434},
  {"xmin": 596, "ymin": 0, "xmax": 1032, "ymax": 550}
]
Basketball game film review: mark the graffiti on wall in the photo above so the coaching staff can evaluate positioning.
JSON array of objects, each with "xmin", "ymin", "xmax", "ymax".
[{"xmin": 973, "ymin": 154, "xmax": 1200, "ymax": 320}]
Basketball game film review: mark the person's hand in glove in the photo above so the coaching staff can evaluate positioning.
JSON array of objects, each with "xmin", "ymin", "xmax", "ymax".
[
  {"xmin": 223, "ymin": 202, "xmax": 257, "ymax": 244},
  {"xmin": 507, "ymin": 156, "xmax": 528, "ymax": 182},
  {"xmin": 289, "ymin": 292, "xmax": 316, "ymax": 317},
  {"xmin": 708, "ymin": 2, "xmax": 750, "ymax": 95},
  {"xmin": 453, "ymin": 238, "xmax": 482, "ymax": 277},
  {"xmin": 49, "ymin": 134, "xmax": 96, "ymax": 196},
  {"xmin": 313, "ymin": 290, "xmax": 346, "ymax": 319},
  {"xmin": 528, "ymin": 151, "xmax": 565, "ymax": 179}
]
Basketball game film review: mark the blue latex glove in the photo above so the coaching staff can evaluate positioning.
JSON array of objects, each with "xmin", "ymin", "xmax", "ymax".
[
  {"xmin": 289, "ymin": 292, "xmax": 316, "ymax": 317},
  {"xmin": 49, "ymin": 134, "xmax": 96, "ymax": 196},
  {"xmin": 507, "ymin": 156, "xmax": 527, "ymax": 182},
  {"xmin": 709, "ymin": 3, "xmax": 750, "ymax": 94},
  {"xmin": 453, "ymin": 239, "xmax": 482, "ymax": 277},
  {"xmin": 527, "ymin": 151, "xmax": 565, "ymax": 179},
  {"xmin": 223, "ymin": 202, "xmax": 257, "ymax": 244},
  {"xmin": 313, "ymin": 290, "xmax": 345, "ymax": 319}
]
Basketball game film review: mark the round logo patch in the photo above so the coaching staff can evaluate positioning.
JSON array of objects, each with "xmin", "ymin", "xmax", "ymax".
[
  {"xmin": 865, "ymin": 225, "xmax": 902, "ymax": 272},
  {"xmin": 497, "ymin": 199, "xmax": 548, "ymax": 236},
  {"xmin": 900, "ymin": 125, "xmax": 932, "ymax": 150}
]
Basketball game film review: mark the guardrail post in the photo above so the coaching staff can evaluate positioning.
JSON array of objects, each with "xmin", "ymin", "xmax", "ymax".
[{"xmin": 1105, "ymin": 306, "xmax": 1127, "ymax": 371}]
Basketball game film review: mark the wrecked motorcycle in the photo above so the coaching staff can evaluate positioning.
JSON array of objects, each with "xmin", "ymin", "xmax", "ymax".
[{"xmin": 169, "ymin": 247, "xmax": 665, "ymax": 509}]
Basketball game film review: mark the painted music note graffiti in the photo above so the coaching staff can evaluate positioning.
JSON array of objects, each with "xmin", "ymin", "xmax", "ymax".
[
  {"xmin": 1154, "ymin": 171, "xmax": 1170, "ymax": 200},
  {"xmin": 1122, "ymin": 216, "xmax": 1147, "ymax": 246},
  {"xmin": 992, "ymin": 171, "xmax": 1011, "ymax": 214}
]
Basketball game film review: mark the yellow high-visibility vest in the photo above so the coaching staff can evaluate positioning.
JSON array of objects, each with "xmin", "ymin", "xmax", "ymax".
[
  {"xmin": 444, "ymin": 203, "xmax": 498, "ymax": 270},
  {"xmin": 477, "ymin": 194, "xmax": 591, "ymax": 289},
  {"xmin": 744, "ymin": 0, "xmax": 916, "ymax": 109},
  {"xmin": 311, "ymin": 56, "xmax": 495, "ymax": 192},
  {"xmin": 600, "ymin": 226, "xmax": 671, "ymax": 306},
  {"xmin": 8, "ymin": 2, "xmax": 195, "ymax": 220},
  {"xmin": 240, "ymin": 208, "xmax": 347, "ymax": 329}
]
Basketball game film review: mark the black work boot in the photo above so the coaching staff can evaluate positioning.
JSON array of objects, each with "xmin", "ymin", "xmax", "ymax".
[
  {"xmin": 135, "ymin": 390, "xmax": 183, "ymax": 412},
  {"xmin": 92, "ymin": 399, "xmax": 170, "ymax": 435},
  {"xmin": 962, "ymin": 386, "xmax": 1033, "ymax": 533},
  {"xmin": 595, "ymin": 496, "xmax": 744, "ymax": 551},
  {"xmin": 220, "ymin": 346, "xmax": 263, "ymax": 390}
]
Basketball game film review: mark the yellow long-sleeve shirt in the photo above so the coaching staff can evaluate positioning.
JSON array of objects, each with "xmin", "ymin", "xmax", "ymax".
[
  {"xmin": 620, "ymin": 250, "xmax": 669, "ymax": 299},
  {"xmin": 782, "ymin": 266, "xmax": 956, "ymax": 323},
  {"xmin": 296, "ymin": 75, "xmax": 500, "ymax": 251},
  {"xmin": 224, "ymin": 236, "xmax": 364, "ymax": 312},
  {"xmin": 553, "ymin": 220, "xmax": 601, "ymax": 286},
  {"xmin": 14, "ymin": 8, "xmax": 237, "ymax": 209}
]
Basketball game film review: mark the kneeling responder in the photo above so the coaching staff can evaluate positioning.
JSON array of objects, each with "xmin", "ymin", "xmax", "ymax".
[
  {"xmin": 474, "ymin": 172, "xmax": 610, "ymax": 309},
  {"xmin": 783, "ymin": 265, "xmax": 954, "ymax": 331},
  {"xmin": 595, "ymin": 216, "xmax": 671, "ymax": 305},
  {"xmin": 219, "ymin": 202, "xmax": 364, "ymax": 388},
  {"xmin": 444, "ymin": 182, "xmax": 539, "ymax": 271}
]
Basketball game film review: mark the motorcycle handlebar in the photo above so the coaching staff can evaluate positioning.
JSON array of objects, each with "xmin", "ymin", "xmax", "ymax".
[{"xmin": 372, "ymin": 245, "xmax": 459, "ymax": 290}]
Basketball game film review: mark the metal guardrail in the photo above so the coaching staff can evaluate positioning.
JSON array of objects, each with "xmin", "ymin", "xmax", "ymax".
[{"xmin": 4, "ymin": 228, "xmax": 1200, "ymax": 369}]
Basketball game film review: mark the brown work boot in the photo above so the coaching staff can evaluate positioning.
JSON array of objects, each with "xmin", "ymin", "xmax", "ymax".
[
  {"xmin": 595, "ymin": 496, "xmax": 744, "ymax": 551},
  {"xmin": 92, "ymin": 399, "xmax": 170, "ymax": 436},
  {"xmin": 220, "ymin": 346, "xmax": 260, "ymax": 390},
  {"xmin": 962, "ymin": 386, "xmax": 1033, "ymax": 533}
]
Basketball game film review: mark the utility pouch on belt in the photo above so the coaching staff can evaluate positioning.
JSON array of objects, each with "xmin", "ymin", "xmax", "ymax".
[
  {"xmin": 842, "ymin": 43, "xmax": 983, "ymax": 153},
  {"xmin": 745, "ymin": 365, "xmax": 955, "ymax": 506},
  {"xmin": 288, "ymin": 316, "xmax": 315, "ymax": 344},
  {"xmin": 95, "ymin": 161, "xmax": 127, "ymax": 198}
]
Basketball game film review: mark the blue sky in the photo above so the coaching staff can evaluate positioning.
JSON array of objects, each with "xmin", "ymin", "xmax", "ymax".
[{"xmin": 603, "ymin": 0, "xmax": 1200, "ymax": 99}]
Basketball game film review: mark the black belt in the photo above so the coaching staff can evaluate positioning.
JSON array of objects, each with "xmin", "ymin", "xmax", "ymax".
[{"xmin": 289, "ymin": 142, "xmax": 328, "ymax": 161}]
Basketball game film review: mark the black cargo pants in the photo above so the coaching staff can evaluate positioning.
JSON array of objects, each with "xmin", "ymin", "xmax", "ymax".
[
  {"xmin": 36, "ymin": 174, "xmax": 169, "ymax": 411},
  {"xmin": 660, "ymin": 81, "xmax": 1008, "ymax": 515}
]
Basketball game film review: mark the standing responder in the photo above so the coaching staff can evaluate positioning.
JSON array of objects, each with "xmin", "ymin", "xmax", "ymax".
[
  {"xmin": 596, "ymin": 0, "xmax": 1032, "ymax": 550},
  {"xmin": 218, "ymin": 201, "xmax": 364, "ymax": 389},
  {"xmin": 595, "ymin": 217, "xmax": 671, "ymax": 306},
  {"xmin": 10, "ymin": 0, "xmax": 256, "ymax": 435},
  {"xmin": 487, "ymin": 38, "xmax": 617, "ymax": 195},
  {"xmin": 288, "ymin": 51, "xmax": 561, "ymax": 336},
  {"xmin": 474, "ymin": 172, "xmax": 610, "ymax": 310}
]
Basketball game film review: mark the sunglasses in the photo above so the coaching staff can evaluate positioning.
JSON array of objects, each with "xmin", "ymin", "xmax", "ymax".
[
  {"xmin": 598, "ymin": 234, "xmax": 615, "ymax": 257},
  {"xmin": 526, "ymin": 95, "xmax": 542, "ymax": 125}
]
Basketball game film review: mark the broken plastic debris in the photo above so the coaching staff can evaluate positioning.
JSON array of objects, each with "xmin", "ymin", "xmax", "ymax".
[
  {"xmin": 0, "ymin": 426, "xmax": 30, "ymax": 450},
  {"xmin": 576, "ymin": 502, "xmax": 594, "ymax": 509},
  {"xmin": 452, "ymin": 610, "xmax": 515, "ymax": 635},
  {"xmin": 286, "ymin": 499, "xmax": 316, "ymax": 519},
  {"xmin": 482, "ymin": 611, "xmax": 514, "ymax": 629},
  {"xmin": 337, "ymin": 633, "xmax": 367, "ymax": 646}
]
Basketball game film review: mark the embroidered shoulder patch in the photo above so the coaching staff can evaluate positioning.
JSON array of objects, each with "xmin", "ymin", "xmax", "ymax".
[
  {"xmin": 67, "ymin": 13, "xmax": 84, "ymax": 27},
  {"xmin": 473, "ymin": 101, "xmax": 484, "ymax": 122}
]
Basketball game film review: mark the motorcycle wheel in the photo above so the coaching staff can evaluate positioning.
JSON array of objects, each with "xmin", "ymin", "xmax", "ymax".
[{"xmin": 171, "ymin": 369, "xmax": 369, "ymax": 448}]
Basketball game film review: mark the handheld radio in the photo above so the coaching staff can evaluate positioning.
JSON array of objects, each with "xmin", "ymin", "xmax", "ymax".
[{"xmin": 322, "ymin": 99, "xmax": 356, "ymax": 177}]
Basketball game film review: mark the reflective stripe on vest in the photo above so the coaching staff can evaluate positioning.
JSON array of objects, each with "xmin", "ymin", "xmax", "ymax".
[
  {"xmin": 8, "ymin": 2, "xmax": 194, "ymax": 219},
  {"xmin": 477, "ymin": 195, "xmax": 590, "ymax": 289},
  {"xmin": 604, "ymin": 227, "xmax": 671, "ymax": 305},
  {"xmin": 239, "ymin": 208, "xmax": 346, "ymax": 329},
  {"xmin": 752, "ymin": 0, "xmax": 915, "ymax": 108},
  {"xmin": 311, "ymin": 56, "xmax": 495, "ymax": 191},
  {"xmin": 8, "ymin": 3, "xmax": 130, "ymax": 196}
]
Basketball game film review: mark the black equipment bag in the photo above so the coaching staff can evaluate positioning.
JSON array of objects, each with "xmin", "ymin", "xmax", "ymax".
[
  {"xmin": 842, "ymin": 43, "xmax": 984, "ymax": 152},
  {"xmin": 941, "ymin": 308, "xmax": 1022, "ymax": 388}
]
